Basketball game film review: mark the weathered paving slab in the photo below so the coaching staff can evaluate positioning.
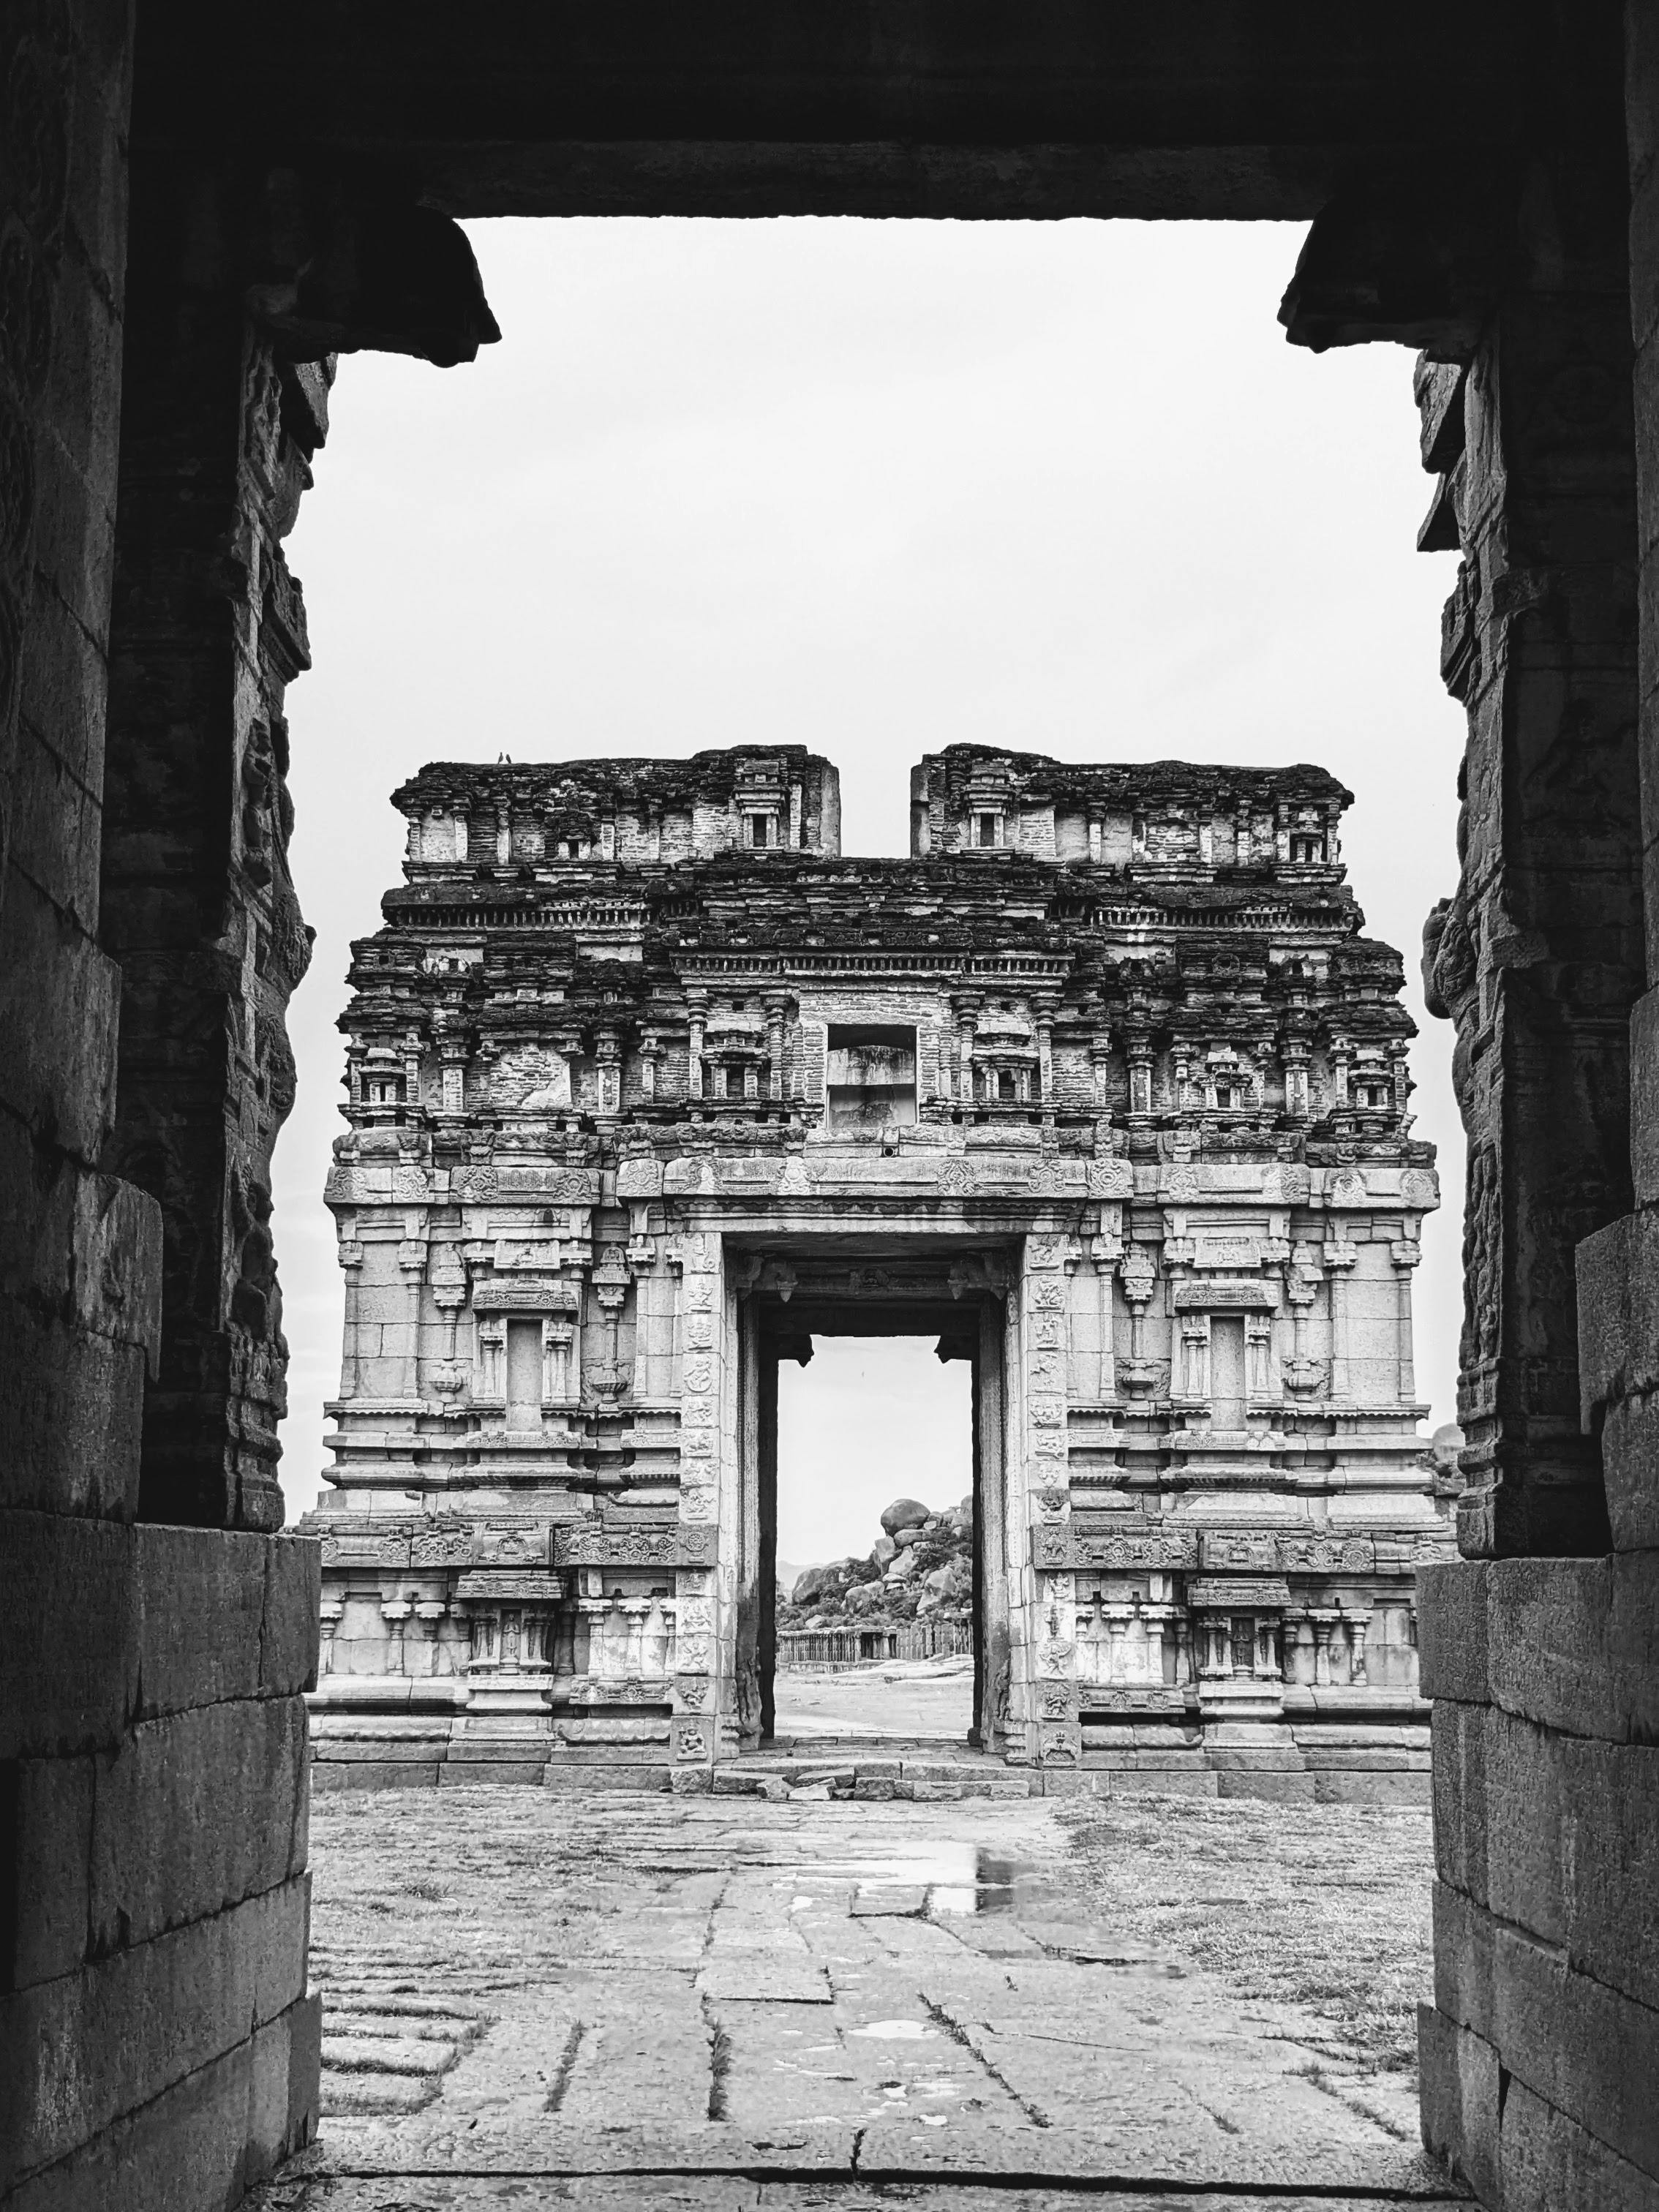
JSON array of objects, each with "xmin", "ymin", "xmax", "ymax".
[
  {"xmin": 249, "ymin": 1784, "xmax": 1458, "ymax": 2208},
  {"xmin": 263, "ymin": 2188, "xmax": 1465, "ymax": 2211}
]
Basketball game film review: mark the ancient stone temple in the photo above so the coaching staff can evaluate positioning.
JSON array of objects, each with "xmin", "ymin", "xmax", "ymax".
[{"xmin": 304, "ymin": 742, "xmax": 1448, "ymax": 1791}]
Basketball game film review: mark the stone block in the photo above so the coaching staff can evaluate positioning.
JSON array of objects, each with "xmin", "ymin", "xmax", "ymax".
[
  {"xmin": 261, "ymin": 1535, "xmax": 321, "ymax": 1698},
  {"xmin": 1437, "ymin": 1704, "xmax": 1659, "ymax": 2013},
  {"xmin": 1502, "ymin": 2076, "xmax": 1659, "ymax": 2212},
  {"xmin": 541, "ymin": 1764, "xmax": 666, "ymax": 1793},
  {"xmin": 247, "ymin": 1990, "xmax": 322, "ymax": 2181},
  {"xmin": 1578, "ymin": 1208, "xmax": 1659, "ymax": 1415},
  {"xmin": 8, "ymin": 1984, "xmax": 318, "ymax": 2212},
  {"xmin": 1104, "ymin": 1769, "xmax": 1218, "ymax": 1797},
  {"xmin": 132, "ymin": 1527, "xmax": 266, "ymax": 1719},
  {"xmin": 310, "ymin": 1761, "xmax": 438, "ymax": 1791},
  {"xmin": 710, "ymin": 1768, "xmax": 761, "ymax": 1796},
  {"xmin": 0, "ymin": 1511, "xmax": 137, "ymax": 1761},
  {"xmin": 1314, "ymin": 1771, "xmax": 1430, "ymax": 1806},
  {"xmin": 0, "ymin": 1302, "xmax": 146, "ymax": 1517},
  {"xmin": 1563, "ymin": 1734, "xmax": 1659, "ymax": 2014},
  {"xmin": 8, "ymin": 718, "xmax": 103, "ymax": 939},
  {"xmin": 440, "ymin": 1761, "xmax": 546, "ymax": 1786},
  {"xmin": 1630, "ymin": 988, "xmax": 1659, "ymax": 1208},
  {"xmin": 1418, "ymin": 2004, "xmax": 1502, "ymax": 2209},
  {"xmin": 0, "ymin": 1150, "xmax": 160, "ymax": 1513},
  {"xmin": 0, "ymin": 1873, "xmax": 309, "ymax": 2193},
  {"xmin": 1216, "ymin": 1770, "xmax": 1316, "ymax": 1802},
  {"xmin": 1301, "ymin": 1747, "xmax": 1429, "ymax": 1769},
  {"xmin": 1416, "ymin": 1560, "xmax": 1489, "ymax": 1704},
  {"xmin": 1431, "ymin": 1700, "xmax": 1489, "ymax": 1909},
  {"xmin": 0, "ymin": 876, "xmax": 121, "ymax": 1163},
  {"xmin": 1483, "ymin": 1712, "xmax": 1569, "ymax": 1945},
  {"xmin": 1488, "ymin": 1912, "xmax": 1659, "ymax": 2179},
  {"xmin": 0, "ymin": 1146, "xmax": 160, "ymax": 1363},
  {"xmin": 1486, "ymin": 1553, "xmax": 1659, "ymax": 1744},
  {"xmin": 1431, "ymin": 1880, "xmax": 1497, "ymax": 2036},
  {"xmin": 6, "ymin": 1755, "xmax": 94, "ymax": 1990},
  {"xmin": 1599, "ymin": 1391, "xmax": 1659, "ymax": 1554},
  {"xmin": 15, "ymin": 572, "xmax": 109, "ymax": 799},
  {"xmin": 7, "ymin": 2034, "xmax": 251, "ymax": 2212},
  {"xmin": 89, "ymin": 1698, "xmax": 308, "ymax": 1952}
]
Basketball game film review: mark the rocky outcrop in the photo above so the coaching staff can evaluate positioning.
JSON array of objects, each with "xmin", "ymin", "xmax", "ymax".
[{"xmin": 780, "ymin": 1495, "xmax": 973, "ymax": 1630}]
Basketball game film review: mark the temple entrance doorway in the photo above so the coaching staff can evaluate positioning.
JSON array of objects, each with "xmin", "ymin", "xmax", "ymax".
[
  {"xmin": 734, "ymin": 1249, "xmax": 1012, "ymax": 1758},
  {"xmin": 770, "ymin": 1338, "xmax": 975, "ymax": 1747}
]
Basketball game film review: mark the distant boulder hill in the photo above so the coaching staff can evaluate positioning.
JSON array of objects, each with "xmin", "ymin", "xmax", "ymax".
[{"xmin": 780, "ymin": 1495, "xmax": 973, "ymax": 1630}]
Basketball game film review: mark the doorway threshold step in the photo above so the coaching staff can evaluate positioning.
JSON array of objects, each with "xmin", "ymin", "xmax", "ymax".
[{"xmin": 712, "ymin": 1749, "xmax": 1038, "ymax": 1801}]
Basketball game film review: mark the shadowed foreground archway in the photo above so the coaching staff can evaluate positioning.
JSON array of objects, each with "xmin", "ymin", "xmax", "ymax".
[{"xmin": 2, "ymin": 5, "xmax": 1656, "ymax": 2207}]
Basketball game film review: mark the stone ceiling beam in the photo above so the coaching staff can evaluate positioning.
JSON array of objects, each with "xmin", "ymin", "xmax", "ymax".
[{"xmin": 129, "ymin": 0, "xmax": 1624, "ymax": 222}]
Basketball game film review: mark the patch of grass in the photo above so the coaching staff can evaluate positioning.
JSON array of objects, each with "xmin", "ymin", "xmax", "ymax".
[{"xmin": 1056, "ymin": 1794, "xmax": 1432, "ymax": 2075}]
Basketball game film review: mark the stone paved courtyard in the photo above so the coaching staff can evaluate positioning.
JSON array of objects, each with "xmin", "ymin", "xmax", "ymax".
[
  {"xmin": 772, "ymin": 1658, "xmax": 975, "ymax": 1742},
  {"xmin": 255, "ymin": 1783, "xmax": 1462, "ymax": 2210}
]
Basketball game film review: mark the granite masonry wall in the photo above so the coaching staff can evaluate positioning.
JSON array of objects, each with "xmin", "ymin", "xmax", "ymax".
[{"xmin": 0, "ymin": 1, "xmax": 320, "ymax": 2202}]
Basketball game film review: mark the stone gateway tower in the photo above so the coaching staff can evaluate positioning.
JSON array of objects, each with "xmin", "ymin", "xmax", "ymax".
[{"xmin": 306, "ymin": 743, "xmax": 1447, "ymax": 1792}]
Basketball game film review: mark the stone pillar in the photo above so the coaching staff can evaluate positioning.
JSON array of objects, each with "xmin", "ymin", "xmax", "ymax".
[
  {"xmin": 1416, "ymin": 177, "xmax": 1644, "ymax": 1558},
  {"xmin": 1020, "ymin": 1235, "xmax": 1072, "ymax": 1769},
  {"xmin": 437, "ymin": 1034, "xmax": 469, "ymax": 1116},
  {"xmin": 1324, "ymin": 1228, "xmax": 1356, "ymax": 1401},
  {"xmin": 336, "ymin": 1228, "xmax": 364, "ymax": 1398},
  {"xmin": 543, "ymin": 1319, "xmax": 574, "ymax": 1406},
  {"xmin": 380, "ymin": 1595, "xmax": 411, "ymax": 1675},
  {"xmin": 394, "ymin": 1222, "xmax": 426, "ymax": 1399},
  {"xmin": 1089, "ymin": 1030, "xmax": 1112, "ymax": 1110},
  {"xmin": 318, "ymin": 1598, "xmax": 343, "ymax": 1675},
  {"xmin": 1034, "ymin": 1004, "xmax": 1055, "ymax": 1113},
  {"xmin": 1126, "ymin": 1028, "xmax": 1154, "ymax": 1119},
  {"xmin": 101, "ymin": 208, "xmax": 322, "ymax": 1525},
  {"xmin": 1344, "ymin": 1605, "xmax": 1370, "ymax": 1688},
  {"xmin": 954, "ymin": 993, "xmax": 981, "ymax": 1105},
  {"xmin": 1391, "ymin": 1232, "xmax": 1421, "ymax": 1402},
  {"xmin": 765, "ymin": 993, "xmax": 788, "ymax": 1102},
  {"xmin": 672, "ymin": 1230, "xmax": 721, "ymax": 1770}
]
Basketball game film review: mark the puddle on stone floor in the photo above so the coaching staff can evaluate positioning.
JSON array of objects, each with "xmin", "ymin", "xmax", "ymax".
[
  {"xmin": 778, "ymin": 1840, "xmax": 1012, "ymax": 1911},
  {"xmin": 774, "ymin": 1838, "xmax": 1192, "ymax": 1977}
]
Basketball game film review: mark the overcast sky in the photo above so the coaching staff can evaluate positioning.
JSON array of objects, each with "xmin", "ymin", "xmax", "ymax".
[{"xmin": 275, "ymin": 217, "xmax": 1467, "ymax": 1554}]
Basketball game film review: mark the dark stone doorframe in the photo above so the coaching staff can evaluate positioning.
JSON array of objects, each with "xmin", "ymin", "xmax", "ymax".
[{"xmin": 740, "ymin": 1276, "xmax": 1009, "ymax": 1758}]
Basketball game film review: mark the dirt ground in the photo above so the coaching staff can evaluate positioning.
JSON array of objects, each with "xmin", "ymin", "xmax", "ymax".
[
  {"xmin": 254, "ymin": 1778, "xmax": 1451, "ymax": 2211},
  {"xmin": 772, "ymin": 1656, "xmax": 975, "ymax": 1742}
]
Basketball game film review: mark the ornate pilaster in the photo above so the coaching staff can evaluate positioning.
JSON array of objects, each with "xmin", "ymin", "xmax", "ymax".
[
  {"xmin": 102, "ymin": 259, "xmax": 320, "ymax": 1525},
  {"xmin": 1418, "ymin": 169, "xmax": 1642, "ymax": 1556}
]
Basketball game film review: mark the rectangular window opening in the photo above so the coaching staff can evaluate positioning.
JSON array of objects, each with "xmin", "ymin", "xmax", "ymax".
[{"xmin": 826, "ymin": 1023, "xmax": 917, "ymax": 1129}]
